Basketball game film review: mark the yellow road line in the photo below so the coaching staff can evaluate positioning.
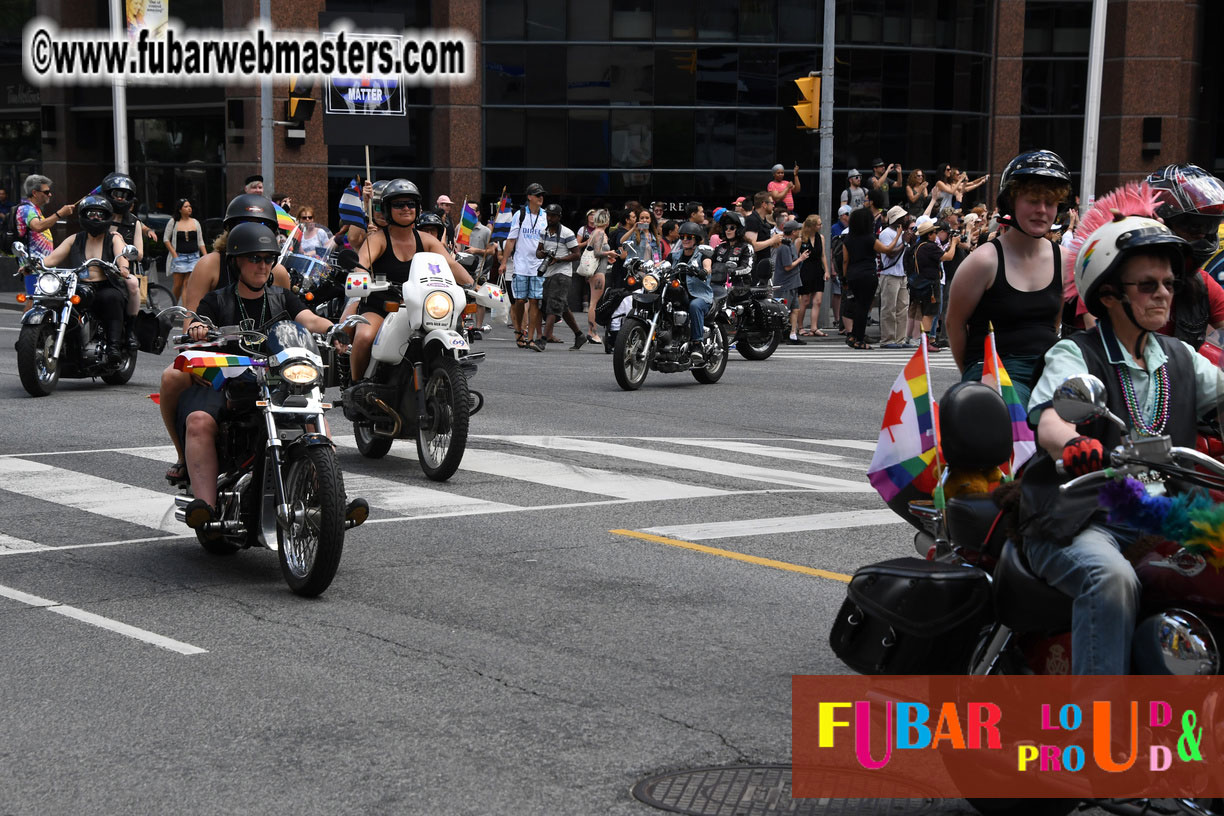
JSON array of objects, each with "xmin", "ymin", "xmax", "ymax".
[{"xmin": 610, "ymin": 529, "xmax": 852, "ymax": 584}]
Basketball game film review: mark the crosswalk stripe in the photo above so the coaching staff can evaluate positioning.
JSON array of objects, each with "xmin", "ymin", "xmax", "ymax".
[
  {"xmin": 641, "ymin": 509, "xmax": 904, "ymax": 541},
  {"xmin": 334, "ymin": 436, "xmax": 728, "ymax": 501},
  {"xmin": 0, "ymin": 533, "xmax": 48, "ymax": 552},
  {"xmin": 797, "ymin": 439, "xmax": 878, "ymax": 452},
  {"xmin": 637, "ymin": 438, "xmax": 866, "ymax": 471},
  {"xmin": 499, "ymin": 436, "xmax": 873, "ymax": 493},
  {"xmin": 0, "ymin": 457, "xmax": 177, "ymax": 534}
]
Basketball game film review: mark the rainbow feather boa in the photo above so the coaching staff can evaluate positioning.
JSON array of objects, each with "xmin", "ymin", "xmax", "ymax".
[{"xmin": 1098, "ymin": 477, "xmax": 1224, "ymax": 567}]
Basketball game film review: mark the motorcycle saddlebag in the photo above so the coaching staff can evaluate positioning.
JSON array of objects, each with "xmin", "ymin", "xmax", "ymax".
[
  {"xmin": 829, "ymin": 558, "xmax": 991, "ymax": 675},
  {"xmin": 134, "ymin": 308, "xmax": 167, "ymax": 354},
  {"xmin": 757, "ymin": 297, "xmax": 790, "ymax": 330}
]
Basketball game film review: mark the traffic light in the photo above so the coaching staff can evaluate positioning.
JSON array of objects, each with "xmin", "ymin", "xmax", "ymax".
[
  {"xmin": 287, "ymin": 77, "xmax": 316, "ymax": 122},
  {"xmin": 793, "ymin": 75, "xmax": 819, "ymax": 131}
]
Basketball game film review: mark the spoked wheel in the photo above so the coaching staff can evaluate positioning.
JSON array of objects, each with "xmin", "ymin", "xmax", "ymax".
[
  {"xmin": 277, "ymin": 445, "xmax": 346, "ymax": 597},
  {"xmin": 145, "ymin": 282, "xmax": 176, "ymax": 311},
  {"xmin": 735, "ymin": 329, "xmax": 782, "ymax": 360},
  {"xmin": 416, "ymin": 356, "xmax": 470, "ymax": 482},
  {"xmin": 354, "ymin": 420, "xmax": 393, "ymax": 459},
  {"xmin": 16, "ymin": 322, "xmax": 61, "ymax": 397},
  {"xmin": 692, "ymin": 323, "xmax": 729, "ymax": 384},
  {"xmin": 612, "ymin": 319, "xmax": 650, "ymax": 391},
  {"xmin": 101, "ymin": 346, "xmax": 137, "ymax": 385}
]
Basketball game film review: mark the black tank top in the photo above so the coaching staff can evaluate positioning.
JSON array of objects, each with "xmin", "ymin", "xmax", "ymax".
[
  {"xmin": 67, "ymin": 230, "xmax": 116, "ymax": 269},
  {"xmin": 173, "ymin": 222, "xmax": 198, "ymax": 254},
  {"xmin": 112, "ymin": 213, "xmax": 138, "ymax": 245},
  {"xmin": 964, "ymin": 239, "xmax": 1061, "ymax": 367},
  {"xmin": 371, "ymin": 228, "xmax": 423, "ymax": 285}
]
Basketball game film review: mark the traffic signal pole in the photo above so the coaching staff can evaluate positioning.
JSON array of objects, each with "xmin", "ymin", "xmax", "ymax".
[{"xmin": 818, "ymin": 0, "xmax": 835, "ymax": 327}]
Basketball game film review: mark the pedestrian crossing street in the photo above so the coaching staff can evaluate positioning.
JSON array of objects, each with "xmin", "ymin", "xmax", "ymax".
[
  {"xmin": 0, "ymin": 435, "xmax": 895, "ymax": 553},
  {"xmin": 740, "ymin": 341, "xmax": 961, "ymax": 369}
]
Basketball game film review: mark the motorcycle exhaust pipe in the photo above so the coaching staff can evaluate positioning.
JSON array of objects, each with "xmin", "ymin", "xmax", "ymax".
[{"xmin": 368, "ymin": 396, "xmax": 402, "ymax": 438}]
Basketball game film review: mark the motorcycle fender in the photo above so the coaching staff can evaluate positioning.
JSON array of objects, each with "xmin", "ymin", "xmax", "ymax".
[
  {"xmin": 371, "ymin": 309, "xmax": 413, "ymax": 363},
  {"xmin": 424, "ymin": 328, "xmax": 469, "ymax": 358},
  {"xmin": 286, "ymin": 432, "xmax": 335, "ymax": 455},
  {"xmin": 21, "ymin": 306, "xmax": 56, "ymax": 325},
  {"xmin": 632, "ymin": 292, "xmax": 660, "ymax": 305}
]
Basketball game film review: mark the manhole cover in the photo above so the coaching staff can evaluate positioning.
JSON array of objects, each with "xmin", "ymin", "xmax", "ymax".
[{"xmin": 631, "ymin": 764, "xmax": 978, "ymax": 816}]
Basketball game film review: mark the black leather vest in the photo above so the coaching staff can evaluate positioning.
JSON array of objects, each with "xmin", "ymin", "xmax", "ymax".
[
  {"xmin": 202, "ymin": 284, "xmax": 290, "ymax": 330},
  {"xmin": 1172, "ymin": 272, "xmax": 1210, "ymax": 350},
  {"xmin": 1019, "ymin": 327, "xmax": 1198, "ymax": 546}
]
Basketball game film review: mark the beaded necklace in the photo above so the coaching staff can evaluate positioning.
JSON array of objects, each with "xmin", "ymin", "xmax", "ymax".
[
  {"xmin": 1116, "ymin": 362, "xmax": 1170, "ymax": 436},
  {"xmin": 237, "ymin": 290, "xmax": 268, "ymax": 342}
]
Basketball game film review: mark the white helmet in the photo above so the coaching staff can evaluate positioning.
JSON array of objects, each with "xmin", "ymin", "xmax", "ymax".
[{"xmin": 1074, "ymin": 214, "xmax": 1187, "ymax": 317}]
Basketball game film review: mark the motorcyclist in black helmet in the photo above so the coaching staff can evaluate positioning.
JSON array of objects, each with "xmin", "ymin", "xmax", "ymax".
[
  {"xmin": 945, "ymin": 149, "xmax": 1071, "ymax": 407},
  {"xmin": 341, "ymin": 178, "xmax": 473, "ymax": 381},
  {"xmin": 99, "ymin": 173, "xmax": 152, "ymax": 348},
  {"xmin": 40, "ymin": 196, "xmax": 131, "ymax": 362}
]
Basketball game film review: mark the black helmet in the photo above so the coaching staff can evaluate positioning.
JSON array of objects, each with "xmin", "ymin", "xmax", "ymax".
[
  {"xmin": 379, "ymin": 178, "xmax": 422, "ymax": 221},
  {"xmin": 1145, "ymin": 164, "xmax": 1224, "ymax": 268},
  {"xmin": 416, "ymin": 210, "xmax": 445, "ymax": 238},
  {"xmin": 996, "ymin": 150, "xmax": 1071, "ymax": 216},
  {"xmin": 678, "ymin": 221, "xmax": 704, "ymax": 238},
  {"xmin": 223, "ymin": 194, "xmax": 278, "ymax": 232},
  {"xmin": 718, "ymin": 211, "xmax": 745, "ymax": 236},
  {"xmin": 101, "ymin": 172, "xmax": 136, "ymax": 214},
  {"xmin": 78, "ymin": 195, "xmax": 114, "ymax": 236},
  {"xmin": 226, "ymin": 222, "xmax": 279, "ymax": 256}
]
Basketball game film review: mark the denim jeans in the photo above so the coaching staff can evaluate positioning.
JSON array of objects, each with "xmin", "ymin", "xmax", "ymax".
[
  {"xmin": 689, "ymin": 297, "xmax": 710, "ymax": 342},
  {"xmin": 1024, "ymin": 523, "xmax": 1142, "ymax": 674}
]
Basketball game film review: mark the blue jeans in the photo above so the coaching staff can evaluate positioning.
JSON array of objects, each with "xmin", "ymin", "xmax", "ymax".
[
  {"xmin": 689, "ymin": 297, "xmax": 710, "ymax": 342},
  {"xmin": 1024, "ymin": 523, "xmax": 1142, "ymax": 674}
]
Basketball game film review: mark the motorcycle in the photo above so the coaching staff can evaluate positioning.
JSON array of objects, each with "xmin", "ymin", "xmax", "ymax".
[
  {"xmin": 284, "ymin": 250, "xmax": 348, "ymax": 321},
  {"xmin": 336, "ymin": 248, "xmax": 483, "ymax": 481},
  {"xmin": 830, "ymin": 374, "xmax": 1224, "ymax": 816},
  {"xmin": 162, "ymin": 306, "xmax": 368, "ymax": 597},
  {"xmin": 611, "ymin": 253, "xmax": 730, "ymax": 391},
  {"xmin": 714, "ymin": 261, "xmax": 789, "ymax": 361},
  {"xmin": 11, "ymin": 241, "xmax": 142, "ymax": 397}
]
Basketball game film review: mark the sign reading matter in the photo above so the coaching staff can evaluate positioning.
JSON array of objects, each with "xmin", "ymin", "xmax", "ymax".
[{"xmin": 324, "ymin": 32, "xmax": 405, "ymax": 117}]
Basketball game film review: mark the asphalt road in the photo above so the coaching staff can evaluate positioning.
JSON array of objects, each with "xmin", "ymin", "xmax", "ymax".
[{"xmin": 0, "ymin": 305, "xmax": 1023, "ymax": 815}]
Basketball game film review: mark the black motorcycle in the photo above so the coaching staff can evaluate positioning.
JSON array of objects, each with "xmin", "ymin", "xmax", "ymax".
[
  {"xmin": 611, "ymin": 254, "xmax": 730, "ymax": 391},
  {"xmin": 283, "ymin": 250, "xmax": 347, "ymax": 321},
  {"xmin": 162, "ymin": 306, "xmax": 367, "ymax": 597},
  {"xmin": 715, "ymin": 261, "xmax": 790, "ymax": 361},
  {"xmin": 12, "ymin": 241, "xmax": 143, "ymax": 397}
]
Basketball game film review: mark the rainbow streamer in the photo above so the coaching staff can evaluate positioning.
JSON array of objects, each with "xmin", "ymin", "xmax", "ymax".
[
  {"xmin": 867, "ymin": 342, "xmax": 939, "ymax": 502},
  {"xmin": 273, "ymin": 202, "xmax": 296, "ymax": 235},
  {"xmin": 981, "ymin": 325, "xmax": 1037, "ymax": 476},
  {"xmin": 456, "ymin": 200, "xmax": 478, "ymax": 247}
]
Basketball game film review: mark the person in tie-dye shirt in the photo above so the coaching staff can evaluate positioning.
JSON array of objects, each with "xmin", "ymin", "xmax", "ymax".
[{"xmin": 16, "ymin": 175, "xmax": 74, "ymax": 308}]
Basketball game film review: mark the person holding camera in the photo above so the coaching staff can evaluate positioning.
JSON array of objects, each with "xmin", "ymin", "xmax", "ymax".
[
  {"xmin": 869, "ymin": 159, "xmax": 904, "ymax": 209},
  {"xmin": 535, "ymin": 204, "xmax": 584, "ymax": 352}
]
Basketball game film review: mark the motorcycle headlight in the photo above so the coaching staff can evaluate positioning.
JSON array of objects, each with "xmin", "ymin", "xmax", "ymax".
[
  {"xmin": 36, "ymin": 273, "xmax": 62, "ymax": 296},
  {"xmin": 424, "ymin": 291, "xmax": 453, "ymax": 320},
  {"xmin": 642, "ymin": 273, "xmax": 660, "ymax": 292},
  {"xmin": 280, "ymin": 361, "xmax": 321, "ymax": 386}
]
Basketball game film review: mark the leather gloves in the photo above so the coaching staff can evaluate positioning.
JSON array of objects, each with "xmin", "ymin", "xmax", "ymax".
[{"xmin": 1062, "ymin": 435, "xmax": 1105, "ymax": 477}]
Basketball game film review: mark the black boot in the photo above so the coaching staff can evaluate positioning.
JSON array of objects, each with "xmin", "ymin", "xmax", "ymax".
[{"xmin": 125, "ymin": 315, "xmax": 140, "ymax": 350}]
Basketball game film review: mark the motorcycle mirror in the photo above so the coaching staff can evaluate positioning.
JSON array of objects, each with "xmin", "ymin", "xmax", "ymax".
[
  {"xmin": 121, "ymin": 244, "xmax": 140, "ymax": 261},
  {"xmin": 1052, "ymin": 374, "xmax": 1111, "ymax": 425},
  {"xmin": 656, "ymin": 261, "xmax": 672, "ymax": 272},
  {"xmin": 337, "ymin": 248, "xmax": 362, "ymax": 270},
  {"xmin": 12, "ymin": 242, "xmax": 27, "ymax": 263}
]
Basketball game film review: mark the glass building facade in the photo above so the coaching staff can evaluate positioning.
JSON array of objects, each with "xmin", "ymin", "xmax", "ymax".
[
  {"xmin": 1020, "ymin": 0, "xmax": 1090, "ymax": 188},
  {"xmin": 483, "ymin": 0, "xmax": 994, "ymax": 212}
]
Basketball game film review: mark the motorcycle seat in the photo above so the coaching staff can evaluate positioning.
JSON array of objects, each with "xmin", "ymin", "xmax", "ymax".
[{"xmin": 992, "ymin": 538, "xmax": 1074, "ymax": 632}]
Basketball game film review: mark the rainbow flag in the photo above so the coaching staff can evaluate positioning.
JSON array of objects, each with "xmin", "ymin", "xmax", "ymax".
[
  {"xmin": 491, "ymin": 194, "xmax": 513, "ymax": 242},
  {"xmin": 455, "ymin": 200, "xmax": 478, "ymax": 247},
  {"xmin": 980, "ymin": 324, "xmax": 1037, "ymax": 476},
  {"xmin": 273, "ymin": 202, "xmax": 296, "ymax": 234},
  {"xmin": 174, "ymin": 351, "xmax": 266, "ymax": 390},
  {"xmin": 867, "ymin": 342, "xmax": 939, "ymax": 502}
]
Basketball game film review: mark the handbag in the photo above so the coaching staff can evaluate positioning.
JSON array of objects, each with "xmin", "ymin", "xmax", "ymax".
[{"xmin": 576, "ymin": 232, "xmax": 602, "ymax": 278}]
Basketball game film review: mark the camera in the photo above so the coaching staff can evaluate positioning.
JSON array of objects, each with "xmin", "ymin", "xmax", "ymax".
[{"xmin": 780, "ymin": 237, "xmax": 793, "ymax": 246}]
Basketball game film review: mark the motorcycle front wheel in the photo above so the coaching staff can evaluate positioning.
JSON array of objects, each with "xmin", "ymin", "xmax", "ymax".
[
  {"xmin": 692, "ymin": 323, "xmax": 729, "ymax": 384},
  {"xmin": 354, "ymin": 420, "xmax": 393, "ymax": 459},
  {"xmin": 735, "ymin": 329, "xmax": 782, "ymax": 361},
  {"xmin": 277, "ymin": 445, "xmax": 346, "ymax": 597},
  {"xmin": 416, "ymin": 356, "xmax": 470, "ymax": 482},
  {"xmin": 16, "ymin": 322, "xmax": 61, "ymax": 397},
  {"xmin": 613, "ymin": 319, "xmax": 650, "ymax": 391}
]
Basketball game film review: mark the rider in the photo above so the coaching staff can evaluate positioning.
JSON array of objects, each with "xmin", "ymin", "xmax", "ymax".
[
  {"xmin": 38, "ymin": 195, "xmax": 130, "ymax": 362},
  {"xmin": 674, "ymin": 221, "xmax": 715, "ymax": 365},
  {"xmin": 343, "ymin": 179, "xmax": 473, "ymax": 381},
  {"xmin": 178, "ymin": 223, "xmax": 341, "ymax": 529},
  {"xmin": 415, "ymin": 210, "xmax": 448, "ymax": 245},
  {"xmin": 100, "ymin": 172, "xmax": 149, "ymax": 349},
  {"xmin": 946, "ymin": 150, "xmax": 1070, "ymax": 407},
  {"xmin": 1021, "ymin": 191, "xmax": 1223, "ymax": 675},
  {"xmin": 708, "ymin": 211, "xmax": 755, "ymax": 284}
]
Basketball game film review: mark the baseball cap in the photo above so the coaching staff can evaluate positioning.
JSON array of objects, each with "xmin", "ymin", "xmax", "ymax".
[
  {"xmin": 436, "ymin": 194, "xmax": 453, "ymax": 205},
  {"xmin": 544, "ymin": 203, "xmax": 562, "ymax": 216},
  {"xmin": 733, "ymin": 196, "xmax": 747, "ymax": 206},
  {"xmin": 870, "ymin": 158, "xmax": 885, "ymax": 168},
  {"xmin": 783, "ymin": 220, "xmax": 802, "ymax": 233},
  {"xmin": 838, "ymin": 204, "xmax": 852, "ymax": 217},
  {"xmin": 526, "ymin": 183, "xmax": 547, "ymax": 196}
]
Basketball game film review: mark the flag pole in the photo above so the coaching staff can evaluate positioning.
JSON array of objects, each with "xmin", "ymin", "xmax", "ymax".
[
  {"xmin": 925, "ymin": 338, "xmax": 947, "ymax": 510},
  {"xmin": 364, "ymin": 146, "xmax": 372, "ymax": 219}
]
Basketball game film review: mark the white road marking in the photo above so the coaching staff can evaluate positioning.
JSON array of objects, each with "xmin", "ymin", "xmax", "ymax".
[
  {"xmin": 498, "ymin": 436, "xmax": 873, "ymax": 493},
  {"xmin": 797, "ymin": 439, "xmax": 878, "ymax": 452},
  {"xmin": 0, "ymin": 532, "xmax": 48, "ymax": 551},
  {"xmin": 641, "ymin": 509, "xmax": 904, "ymax": 541},
  {"xmin": 638, "ymin": 438, "xmax": 866, "ymax": 471},
  {"xmin": 0, "ymin": 582, "xmax": 207, "ymax": 655},
  {"xmin": 0, "ymin": 457, "xmax": 178, "ymax": 533},
  {"xmin": 0, "ymin": 326, "xmax": 20, "ymax": 332}
]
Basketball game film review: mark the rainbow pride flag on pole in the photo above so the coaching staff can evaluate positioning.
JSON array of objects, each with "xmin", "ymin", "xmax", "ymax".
[
  {"xmin": 980, "ymin": 323, "xmax": 1037, "ymax": 477},
  {"xmin": 174, "ymin": 351, "xmax": 266, "ymax": 390},
  {"xmin": 455, "ymin": 199, "xmax": 478, "ymax": 247},
  {"xmin": 867, "ymin": 341, "xmax": 940, "ymax": 502},
  {"xmin": 273, "ymin": 202, "xmax": 296, "ymax": 235}
]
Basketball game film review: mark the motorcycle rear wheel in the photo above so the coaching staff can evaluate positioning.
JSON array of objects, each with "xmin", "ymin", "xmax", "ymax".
[
  {"xmin": 16, "ymin": 322, "xmax": 60, "ymax": 397},
  {"xmin": 613, "ymin": 320, "xmax": 650, "ymax": 391},
  {"xmin": 101, "ymin": 347, "xmax": 137, "ymax": 385},
  {"xmin": 416, "ymin": 356, "xmax": 470, "ymax": 482},
  {"xmin": 692, "ymin": 323, "xmax": 729, "ymax": 384},
  {"xmin": 354, "ymin": 420, "xmax": 392, "ymax": 459},
  {"xmin": 735, "ymin": 329, "xmax": 782, "ymax": 360},
  {"xmin": 277, "ymin": 445, "xmax": 346, "ymax": 597}
]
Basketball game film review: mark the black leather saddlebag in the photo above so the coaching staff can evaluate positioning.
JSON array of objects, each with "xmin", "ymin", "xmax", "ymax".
[
  {"xmin": 829, "ymin": 558, "xmax": 991, "ymax": 675},
  {"xmin": 134, "ymin": 308, "xmax": 167, "ymax": 354},
  {"xmin": 756, "ymin": 296, "xmax": 790, "ymax": 330}
]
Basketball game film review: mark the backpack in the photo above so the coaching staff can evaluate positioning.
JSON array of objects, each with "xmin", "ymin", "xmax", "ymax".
[
  {"xmin": 0, "ymin": 205, "xmax": 22, "ymax": 254},
  {"xmin": 902, "ymin": 243, "xmax": 919, "ymax": 287},
  {"xmin": 830, "ymin": 233, "xmax": 846, "ymax": 280}
]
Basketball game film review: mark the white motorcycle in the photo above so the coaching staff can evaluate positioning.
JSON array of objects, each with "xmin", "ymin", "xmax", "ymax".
[{"xmin": 337, "ymin": 249, "xmax": 483, "ymax": 481}]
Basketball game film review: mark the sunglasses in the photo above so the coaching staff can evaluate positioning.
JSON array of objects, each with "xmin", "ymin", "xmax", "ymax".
[
  {"xmin": 110, "ymin": 190, "xmax": 133, "ymax": 200},
  {"xmin": 389, "ymin": 200, "xmax": 417, "ymax": 210},
  {"xmin": 241, "ymin": 254, "xmax": 278, "ymax": 265},
  {"xmin": 300, "ymin": 215, "xmax": 314, "ymax": 220},
  {"xmin": 36, "ymin": 188, "xmax": 51, "ymax": 195},
  {"xmin": 1122, "ymin": 278, "xmax": 1181, "ymax": 295},
  {"xmin": 681, "ymin": 235, "xmax": 697, "ymax": 241},
  {"xmin": 83, "ymin": 210, "xmax": 108, "ymax": 220}
]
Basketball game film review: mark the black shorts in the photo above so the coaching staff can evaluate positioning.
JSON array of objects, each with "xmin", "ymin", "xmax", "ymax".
[
  {"xmin": 910, "ymin": 283, "xmax": 939, "ymax": 317},
  {"xmin": 176, "ymin": 385, "xmax": 227, "ymax": 449}
]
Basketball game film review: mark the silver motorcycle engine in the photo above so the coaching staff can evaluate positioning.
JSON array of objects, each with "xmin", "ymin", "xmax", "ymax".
[{"xmin": 1131, "ymin": 608, "xmax": 1219, "ymax": 675}]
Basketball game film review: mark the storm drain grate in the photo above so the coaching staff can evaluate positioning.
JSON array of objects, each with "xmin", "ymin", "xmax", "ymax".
[{"xmin": 631, "ymin": 764, "xmax": 979, "ymax": 816}]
